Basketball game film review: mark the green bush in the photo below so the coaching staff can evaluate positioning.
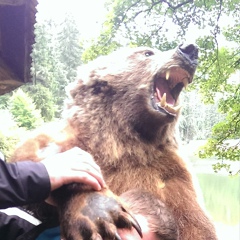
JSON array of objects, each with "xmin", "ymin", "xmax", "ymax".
[
  {"xmin": 9, "ymin": 89, "xmax": 43, "ymax": 130},
  {"xmin": 0, "ymin": 110, "xmax": 26, "ymax": 160}
]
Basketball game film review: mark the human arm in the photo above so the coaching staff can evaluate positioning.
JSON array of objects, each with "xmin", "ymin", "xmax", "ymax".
[
  {"xmin": 0, "ymin": 147, "xmax": 106, "ymax": 209},
  {"xmin": 0, "ymin": 210, "xmax": 37, "ymax": 240},
  {"xmin": 0, "ymin": 160, "xmax": 50, "ymax": 209}
]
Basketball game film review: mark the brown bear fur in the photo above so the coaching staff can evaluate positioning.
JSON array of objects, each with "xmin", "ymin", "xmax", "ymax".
[
  {"xmin": 11, "ymin": 45, "xmax": 217, "ymax": 239},
  {"xmin": 120, "ymin": 189, "xmax": 179, "ymax": 239}
]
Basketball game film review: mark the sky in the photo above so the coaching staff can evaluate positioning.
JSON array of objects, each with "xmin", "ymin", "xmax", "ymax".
[
  {"xmin": 36, "ymin": 0, "xmax": 236, "ymax": 48},
  {"xmin": 36, "ymin": 0, "xmax": 106, "ymax": 38},
  {"xmin": 37, "ymin": 0, "xmax": 201, "ymax": 42}
]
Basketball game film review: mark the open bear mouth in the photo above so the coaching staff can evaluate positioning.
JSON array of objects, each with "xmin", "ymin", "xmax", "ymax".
[{"xmin": 151, "ymin": 67, "xmax": 191, "ymax": 116}]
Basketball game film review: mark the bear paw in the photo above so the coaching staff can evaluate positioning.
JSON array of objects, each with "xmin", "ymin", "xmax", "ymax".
[{"xmin": 60, "ymin": 189, "xmax": 142, "ymax": 240}]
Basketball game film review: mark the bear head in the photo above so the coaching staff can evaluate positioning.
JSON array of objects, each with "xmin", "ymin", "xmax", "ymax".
[{"xmin": 65, "ymin": 44, "xmax": 198, "ymax": 144}]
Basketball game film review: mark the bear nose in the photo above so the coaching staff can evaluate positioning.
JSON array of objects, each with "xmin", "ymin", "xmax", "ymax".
[{"xmin": 179, "ymin": 43, "xmax": 199, "ymax": 60}]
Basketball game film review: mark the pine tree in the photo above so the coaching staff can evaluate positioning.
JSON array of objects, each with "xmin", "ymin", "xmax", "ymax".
[
  {"xmin": 29, "ymin": 19, "xmax": 58, "ymax": 120},
  {"xmin": 57, "ymin": 13, "xmax": 82, "ymax": 83},
  {"xmin": 29, "ymin": 15, "xmax": 83, "ymax": 119},
  {"xmin": 9, "ymin": 89, "xmax": 43, "ymax": 130}
]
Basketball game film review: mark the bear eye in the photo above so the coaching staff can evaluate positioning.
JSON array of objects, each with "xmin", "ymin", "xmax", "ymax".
[{"xmin": 144, "ymin": 51, "xmax": 154, "ymax": 57}]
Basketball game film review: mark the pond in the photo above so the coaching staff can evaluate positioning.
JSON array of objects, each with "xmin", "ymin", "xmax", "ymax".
[
  {"xmin": 181, "ymin": 140, "xmax": 240, "ymax": 239},
  {"xmin": 197, "ymin": 173, "xmax": 240, "ymax": 240}
]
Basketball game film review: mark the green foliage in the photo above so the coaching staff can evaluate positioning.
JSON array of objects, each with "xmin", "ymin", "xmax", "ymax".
[
  {"xmin": 0, "ymin": 110, "xmax": 26, "ymax": 160},
  {"xmin": 81, "ymin": 9, "xmax": 122, "ymax": 62},
  {"xmin": 30, "ymin": 15, "xmax": 83, "ymax": 119},
  {"xmin": 81, "ymin": 39, "xmax": 121, "ymax": 63},
  {"xmin": 195, "ymin": 46, "xmax": 240, "ymax": 172},
  {"xmin": 9, "ymin": 89, "xmax": 43, "ymax": 130},
  {"xmin": 83, "ymin": 0, "xmax": 239, "ymax": 173},
  {"xmin": 0, "ymin": 131, "xmax": 11, "ymax": 159},
  {"xmin": 30, "ymin": 20, "xmax": 61, "ymax": 119},
  {"xmin": 0, "ymin": 92, "xmax": 11, "ymax": 109},
  {"xmin": 0, "ymin": 131, "xmax": 19, "ymax": 161},
  {"xmin": 82, "ymin": 0, "xmax": 239, "ymax": 62},
  {"xmin": 195, "ymin": 47, "xmax": 238, "ymax": 103},
  {"xmin": 2, "ymin": 0, "xmax": 238, "ymax": 173},
  {"xmin": 57, "ymin": 14, "xmax": 82, "ymax": 81},
  {"xmin": 22, "ymin": 83, "xmax": 55, "ymax": 122},
  {"xmin": 199, "ymin": 115, "xmax": 240, "ymax": 174},
  {"xmin": 179, "ymin": 91, "xmax": 224, "ymax": 142}
]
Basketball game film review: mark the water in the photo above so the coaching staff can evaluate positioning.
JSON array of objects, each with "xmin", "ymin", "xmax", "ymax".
[
  {"xmin": 197, "ymin": 173, "xmax": 240, "ymax": 240},
  {"xmin": 183, "ymin": 141, "xmax": 240, "ymax": 240}
]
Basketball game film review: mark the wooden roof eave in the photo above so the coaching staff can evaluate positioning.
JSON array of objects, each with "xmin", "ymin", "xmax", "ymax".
[{"xmin": 0, "ymin": 0, "xmax": 37, "ymax": 95}]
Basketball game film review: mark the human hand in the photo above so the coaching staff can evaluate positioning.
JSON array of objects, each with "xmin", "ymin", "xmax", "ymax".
[{"xmin": 41, "ymin": 147, "xmax": 106, "ymax": 192}]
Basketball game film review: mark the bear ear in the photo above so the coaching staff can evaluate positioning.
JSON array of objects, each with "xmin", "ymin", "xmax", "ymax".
[{"xmin": 64, "ymin": 60, "xmax": 99, "ymax": 100}]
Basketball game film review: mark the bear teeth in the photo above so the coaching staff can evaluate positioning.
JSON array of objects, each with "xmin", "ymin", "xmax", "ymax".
[
  {"xmin": 183, "ymin": 77, "xmax": 189, "ymax": 88},
  {"xmin": 165, "ymin": 104, "xmax": 182, "ymax": 114},
  {"xmin": 157, "ymin": 93, "xmax": 182, "ymax": 115},
  {"xmin": 160, "ymin": 93, "xmax": 167, "ymax": 107},
  {"xmin": 165, "ymin": 70, "xmax": 170, "ymax": 80},
  {"xmin": 164, "ymin": 69, "xmax": 190, "ymax": 89}
]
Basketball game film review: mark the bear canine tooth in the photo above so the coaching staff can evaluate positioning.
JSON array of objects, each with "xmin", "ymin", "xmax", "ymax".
[
  {"xmin": 165, "ymin": 104, "xmax": 175, "ymax": 114},
  {"xmin": 173, "ymin": 104, "xmax": 182, "ymax": 113},
  {"xmin": 160, "ymin": 93, "xmax": 167, "ymax": 107},
  {"xmin": 183, "ymin": 77, "xmax": 189, "ymax": 88},
  {"xmin": 165, "ymin": 104, "xmax": 181, "ymax": 114},
  {"xmin": 165, "ymin": 70, "xmax": 170, "ymax": 80}
]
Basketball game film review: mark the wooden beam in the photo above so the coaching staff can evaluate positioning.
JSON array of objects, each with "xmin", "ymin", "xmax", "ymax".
[
  {"xmin": 0, "ymin": 0, "xmax": 38, "ymax": 95},
  {"xmin": 0, "ymin": 58, "xmax": 23, "ymax": 95}
]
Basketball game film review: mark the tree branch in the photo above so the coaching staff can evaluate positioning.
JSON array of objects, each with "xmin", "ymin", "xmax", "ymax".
[{"xmin": 160, "ymin": 0, "xmax": 193, "ymax": 10}]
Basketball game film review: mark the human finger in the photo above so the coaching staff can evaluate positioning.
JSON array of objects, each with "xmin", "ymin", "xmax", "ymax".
[
  {"xmin": 71, "ymin": 158, "xmax": 102, "ymax": 174},
  {"xmin": 65, "ymin": 171, "xmax": 104, "ymax": 191},
  {"xmin": 71, "ymin": 164, "xmax": 107, "ymax": 188},
  {"xmin": 71, "ymin": 156, "xmax": 102, "ymax": 171},
  {"xmin": 63, "ymin": 147, "xmax": 102, "ymax": 172}
]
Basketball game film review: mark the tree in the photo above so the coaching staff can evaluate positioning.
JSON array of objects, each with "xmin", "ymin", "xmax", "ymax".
[
  {"xmin": 29, "ymin": 14, "xmax": 83, "ymax": 119},
  {"xmin": 81, "ymin": 0, "xmax": 240, "ymax": 173},
  {"xmin": 57, "ymin": 14, "xmax": 82, "ymax": 83},
  {"xmin": 30, "ymin": 19, "xmax": 59, "ymax": 120},
  {"xmin": 0, "ymin": 110, "xmax": 26, "ymax": 160},
  {"xmin": 9, "ymin": 89, "xmax": 43, "ymax": 130},
  {"xmin": 0, "ymin": 92, "xmax": 11, "ymax": 109},
  {"xmin": 197, "ymin": 48, "xmax": 240, "ymax": 174},
  {"xmin": 179, "ymin": 91, "xmax": 224, "ymax": 142},
  {"xmin": 22, "ymin": 83, "xmax": 56, "ymax": 122}
]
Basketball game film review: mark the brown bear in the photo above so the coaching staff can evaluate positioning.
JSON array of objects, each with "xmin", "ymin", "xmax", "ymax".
[{"xmin": 11, "ymin": 44, "xmax": 218, "ymax": 240}]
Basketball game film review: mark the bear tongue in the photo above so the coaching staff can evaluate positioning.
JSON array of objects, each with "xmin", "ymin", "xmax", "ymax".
[{"xmin": 155, "ymin": 80, "xmax": 175, "ymax": 106}]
